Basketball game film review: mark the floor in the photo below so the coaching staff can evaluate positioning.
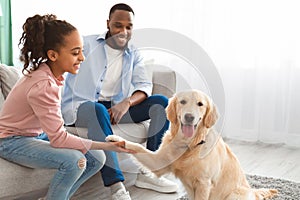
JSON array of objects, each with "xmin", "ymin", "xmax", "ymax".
[{"xmin": 14, "ymin": 139, "xmax": 300, "ymax": 200}]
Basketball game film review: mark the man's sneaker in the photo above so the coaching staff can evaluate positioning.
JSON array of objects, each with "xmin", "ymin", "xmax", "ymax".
[
  {"xmin": 112, "ymin": 189, "xmax": 131, "ymax": 200},
  {"xmin": 135, "ymin": 170, "xmax": 178, "ymax": 193}
]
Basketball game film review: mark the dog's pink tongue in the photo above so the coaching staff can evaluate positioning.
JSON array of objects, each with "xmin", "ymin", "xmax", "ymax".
[{"xmin": 182, "ymin": 125, "xmax": 194, "ymax": 137}]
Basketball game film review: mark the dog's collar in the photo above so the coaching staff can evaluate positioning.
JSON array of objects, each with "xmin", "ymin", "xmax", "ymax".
[
  {"xmin": 197, "ymin": 140, "xmax": 206, "ymax": 146},
  {"xmin": 175, "ymin": 140, "xmax": 206, "ymax": 152}
]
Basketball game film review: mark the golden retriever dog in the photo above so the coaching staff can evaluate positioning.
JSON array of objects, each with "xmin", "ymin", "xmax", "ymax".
[{"xmin": 106, "ymin": 89, "xmax": 278, "ymax": 200}]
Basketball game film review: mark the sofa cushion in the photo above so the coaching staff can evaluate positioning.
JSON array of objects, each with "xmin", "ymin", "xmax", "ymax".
[{"xmin": 0, "ymin": 158, "xmax": 56, "ymax": 198}]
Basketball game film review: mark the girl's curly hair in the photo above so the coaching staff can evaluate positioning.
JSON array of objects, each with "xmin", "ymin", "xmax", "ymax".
[{"xmin": 18, "ymin": 14, "xmax": 77, "ymax": 75}]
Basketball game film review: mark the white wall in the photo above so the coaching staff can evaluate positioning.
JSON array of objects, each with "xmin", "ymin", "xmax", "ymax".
[
  {"xmin": 11, "ymin": 0, "xmax": 213, "ymax": 97},
  {"xmin": 11, "ymin": 0, "xmax": 210, "ymax": 88},
  {"xmin": 11, "ymin": 0, "xmax": 206, "ymax": 64}
]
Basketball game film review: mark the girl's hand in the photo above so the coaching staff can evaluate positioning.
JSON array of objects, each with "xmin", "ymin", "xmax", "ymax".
[{"xmin": 104, "ymin": 141, "xmax": 136, "ymax": 153}]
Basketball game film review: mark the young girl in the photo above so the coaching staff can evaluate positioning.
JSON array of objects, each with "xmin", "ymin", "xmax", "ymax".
[{"xmin": 0, "ymin": 14, "xmax": 132, "ymax": 200}]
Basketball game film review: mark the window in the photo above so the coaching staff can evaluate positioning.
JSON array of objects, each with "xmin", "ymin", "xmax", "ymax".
[{"xmin": 0, "ymin": 0, "xmax": 13, "ymax": 65}]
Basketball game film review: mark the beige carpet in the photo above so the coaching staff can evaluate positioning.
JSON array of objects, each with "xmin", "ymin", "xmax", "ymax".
[{"xmin": 177, "ymin": 174, "xmax": 300, "ymax": 200}]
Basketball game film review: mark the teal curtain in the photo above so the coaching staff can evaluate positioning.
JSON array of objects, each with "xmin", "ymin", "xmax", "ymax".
[{"xmin": 0, "ymin": 0, "xmax": 13, "ymax": 65}]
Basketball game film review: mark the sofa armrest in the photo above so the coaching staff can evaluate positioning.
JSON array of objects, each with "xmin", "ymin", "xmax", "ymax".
[
  {"xmin": 0, "ymin": 64, "xmax": 22, "ymax": 111},
  {"xmin": 0, "ymin": 64, "xmax": 22, "ymax": 99},
  {"xmin": 148, "ymin": 65, "xmax": 176, "ymax": 98}
]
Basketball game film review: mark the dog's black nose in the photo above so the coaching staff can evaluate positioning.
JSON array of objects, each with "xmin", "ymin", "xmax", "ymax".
[{"xmin": 184, "ymin": 113, "xmax": 195, "ymax": 123}]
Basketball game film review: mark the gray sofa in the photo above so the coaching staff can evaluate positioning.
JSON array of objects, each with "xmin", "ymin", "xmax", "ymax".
[{"xmin": 0, "ymin": 63, "xmax": 176, "ymax": 199}]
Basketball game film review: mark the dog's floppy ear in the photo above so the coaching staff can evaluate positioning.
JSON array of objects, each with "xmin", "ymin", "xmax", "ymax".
[
  {"xmin": 166, "ymin": 96, "xmax": 178, "ymax": 124},
  {"xmin": 203, "ymin": 98, "xmax": 219, "ymax": 128}
]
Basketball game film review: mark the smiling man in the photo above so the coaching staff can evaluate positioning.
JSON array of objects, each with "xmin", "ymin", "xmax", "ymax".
[{"xmin": 61, "ymin": 3, "xmax": 178, "ymax": 200}]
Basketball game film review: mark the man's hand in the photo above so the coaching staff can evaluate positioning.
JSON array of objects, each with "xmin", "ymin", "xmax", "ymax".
[{"xmin": 108, "ymin": 98, "xmax": 131, "ymax": 125}]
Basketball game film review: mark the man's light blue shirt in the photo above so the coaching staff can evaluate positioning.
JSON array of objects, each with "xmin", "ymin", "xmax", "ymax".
[{"xmin": 61, "ymin": 32, "xmax": 152, "ymax": 125}]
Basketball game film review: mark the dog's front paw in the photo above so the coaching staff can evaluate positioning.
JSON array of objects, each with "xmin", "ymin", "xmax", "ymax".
[
  {"xmin": 105, "ymin": 135, "xmax": 124, "ymax": 142},
  {"xmin": 106, "ymin": 135, "xmax": 145, "ymax": 152}
]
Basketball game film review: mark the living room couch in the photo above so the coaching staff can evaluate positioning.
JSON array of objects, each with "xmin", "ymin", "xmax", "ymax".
[{"xmin": 0, "ymin": 63, "xmax": 176, "ymax": 199}]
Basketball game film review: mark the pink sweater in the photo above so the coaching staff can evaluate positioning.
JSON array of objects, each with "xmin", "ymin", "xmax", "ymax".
[{"xmin": 0, "ymin": 63, "xmax": 92, "ymax": 154}]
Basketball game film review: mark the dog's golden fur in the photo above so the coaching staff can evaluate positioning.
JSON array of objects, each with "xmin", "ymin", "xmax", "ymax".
[{"xmin": 107, "ymin": 89, "xmax": 278, "ymax": 200}]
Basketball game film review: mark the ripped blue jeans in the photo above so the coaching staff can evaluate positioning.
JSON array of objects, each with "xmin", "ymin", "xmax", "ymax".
[{"xmin": 0, "ymin": 134, "xmax": 105, "ymax": 200}]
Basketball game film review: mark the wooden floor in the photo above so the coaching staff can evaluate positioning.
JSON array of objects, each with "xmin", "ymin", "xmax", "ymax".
[{"xmin": 71, "ymin": 139, "xmax": 300, "ymax": 200}]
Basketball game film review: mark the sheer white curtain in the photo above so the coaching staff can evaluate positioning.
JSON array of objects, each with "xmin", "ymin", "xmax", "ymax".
[
  {"xmin": 185, "ymin": 0, "xmax": 300, "ymax": 147},
  {"xmin": 11, "ymin": 0, "xmax": 300, "ymax": 147},
  {"xmin": 152, "ymin": 0, "xmax": 300, "ymax": 147}
]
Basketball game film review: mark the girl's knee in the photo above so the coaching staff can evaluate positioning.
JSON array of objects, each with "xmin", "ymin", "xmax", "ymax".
[
  {"xmin": 63, "ymin": 151, "xmax": 87, "ymax": 171},
  {"xmin": 77, "ymin": 158, "xmax": 86, "ymax": 169},
  {"xmin": 88, "ymin": 150, "xmax": 106, "ymax": 169}
]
